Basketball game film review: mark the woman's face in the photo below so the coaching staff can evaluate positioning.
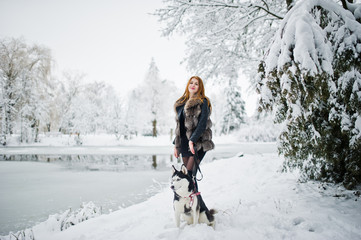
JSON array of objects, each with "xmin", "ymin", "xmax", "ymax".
[{"xmin": 188, "ymin": 78, "xmax": 199, "ymax": 95}]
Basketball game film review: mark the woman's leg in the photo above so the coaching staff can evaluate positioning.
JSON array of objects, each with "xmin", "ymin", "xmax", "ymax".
[
  {"xmin": 186, "ymin": 156, "xmax": 195, "ymax": 172},
  {"xmin": 182, "ymin": 155, "xmax": 196, "ymax": 174},
  {"xmin": 183, "ymin": 149, "xmax": 206, "ymax": 173},
  {"xmin": 182, "ymin": 156, "xmax": 189, "ymax": 168},
  {"xmin": 188, "ymin": 149, "xmax": 205, "ymax": 173},
  {"xmin": 185, "ymin": 156, "xmax": 199, "ymax": 191}
]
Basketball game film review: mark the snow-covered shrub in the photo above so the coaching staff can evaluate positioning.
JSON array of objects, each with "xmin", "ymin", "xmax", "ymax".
[
  {"xmin": 0, "ymin": 229, "xmax": 34, "ymax": 240},
  {"xmin": 257, "ymin": 0, "xmax": 361, "ymax": 189},
  {"xmin": 46, "ymin": 201, "xmax": 102, "ymax": 231},
  {"xmin": 0, "ymin": 202, "xmax": 101, "ymax": 240}
]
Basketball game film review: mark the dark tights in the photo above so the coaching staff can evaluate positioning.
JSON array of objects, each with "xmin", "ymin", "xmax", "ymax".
[
  {"xmin": 182, "ymin": 155, "xmax": 201, "ymax": 192},
  {"xmin": 182, "ymin": 156, "xmax": 200, "ymax": 174}
]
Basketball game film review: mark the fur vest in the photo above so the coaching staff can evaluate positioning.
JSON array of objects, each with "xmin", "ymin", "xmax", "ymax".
[{"xmin": 174, "ymin": 97, "xmax": 215, "ymax": 152}]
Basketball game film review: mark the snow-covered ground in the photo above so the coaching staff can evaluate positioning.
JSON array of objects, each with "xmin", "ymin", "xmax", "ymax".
[{"xmin": 2, "ymin": 150, "xmax": 360, "ymax": 239}]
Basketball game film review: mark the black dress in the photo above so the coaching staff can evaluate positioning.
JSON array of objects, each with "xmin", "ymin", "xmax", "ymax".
[{"xmin": 179, "ymin": 105, "xmax": 206, "ymax": 160}]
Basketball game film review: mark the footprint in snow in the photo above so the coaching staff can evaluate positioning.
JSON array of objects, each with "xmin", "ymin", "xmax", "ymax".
[{"xmin": 292, "ymin": 217, "xmax": 305, "ymax": 226}]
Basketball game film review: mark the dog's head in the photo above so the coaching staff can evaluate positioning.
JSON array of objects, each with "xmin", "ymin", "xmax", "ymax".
[{"xmin": 171, "ymin": 165, "xmax": 194, "ymax": 194}]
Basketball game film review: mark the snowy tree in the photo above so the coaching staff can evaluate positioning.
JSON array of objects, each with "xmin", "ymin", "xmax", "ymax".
[
  {"xmin": 157, "ymin": 78, "xmax": 179, "ymax": 136},
  {"xmin": 98, "ymin": 85, "xmax": 125, "ymax": 138},
  {"xmin": 57, "ymin": 71, "xmax": 125, "ymax": 140},
  {"xmin": 0, "ymin": 37, "xmax": 53, "ymax": 144},
  {"xmin": 125, "ymin": 75, "xmax": 156, "ymax": 137},
  {"xmin": 126, "ymin": 58, "xmax": 178, "ymax": 137},
  {"xmin": 58, "ymin": 71, "xmax": 85, "ymax": 135},
  {"xmin": 106, "ymin": 94, "xmax": 125, "ymax": 140},
  {"xmin": 46, "ymin": 77, "xmax": 65, "ymax": 132},
  {"xmin": 124, "ymin": 89, "xmax": 144, "ymax": 137},
  {"xmin": 155, "ymin": 0, "xmax": 290, "ymax": 81},
  {"xmin": 146, "ymin": 58, "xmax": 162, "ymax": 137},
  {"xmin": 83, "ymin": 81, "xmax": 108, "ymax": 133},
  {"xmin": 17, "ymin": 45, "xmax": 52, "ymax": 143},
  {"xmin": 257, "ymin": 0, "xmax": 361, "ymax": 189},
  {"xmin": 221, "ymin": 78, "xmax": 246, "ymax": 135},
  {"xmin": 0, "ymin": 38, "xmax": 25, "ymax": 140}
]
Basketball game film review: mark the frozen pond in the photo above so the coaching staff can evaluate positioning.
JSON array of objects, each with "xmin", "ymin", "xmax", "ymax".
[
  {"xmin": 0, "ymin": 155, "xmax": 171, "ymax": 236},
  {"xmin": 0, "ymin": 142, "xmax": 276, "ymax": 235}
]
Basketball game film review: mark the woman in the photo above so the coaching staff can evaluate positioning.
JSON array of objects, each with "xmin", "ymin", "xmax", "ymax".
[{"xmin": 173, "ymin": 76, "xmax": 215, "ymax": 179}]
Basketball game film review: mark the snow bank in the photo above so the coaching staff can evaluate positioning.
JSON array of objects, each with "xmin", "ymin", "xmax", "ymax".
[{"xmin": 6, "ymin": 153, "xmax": 360, "ymax": 240}]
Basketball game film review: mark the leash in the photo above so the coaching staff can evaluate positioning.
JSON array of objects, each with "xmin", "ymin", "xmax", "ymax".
[{"xmin": 193, "ymin": 143, "xmax": 204, "ymax": 181}]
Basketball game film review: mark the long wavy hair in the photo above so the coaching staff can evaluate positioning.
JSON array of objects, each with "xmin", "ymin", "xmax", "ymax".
[{"xmin": 176, "ymin": 76, "xmax": 212, "ymax": 110}]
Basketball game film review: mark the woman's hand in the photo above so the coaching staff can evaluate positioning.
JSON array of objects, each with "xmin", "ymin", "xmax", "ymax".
[
  {"xmin": 174, "ymin": 147, "xmax": 179, "ymax": 158},
  {"xmin": 189, "ymin": 141, "xmax": 195, "ymax": 154}
]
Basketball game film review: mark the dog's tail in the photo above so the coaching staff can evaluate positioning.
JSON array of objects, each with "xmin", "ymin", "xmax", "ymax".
[
  {"xmin": 206, "ymin": 209, "xmax": 217, "ymax": 228},
  {"xmin": 206, "ymin": 208, "xmax": 217, "ymax": 222}
]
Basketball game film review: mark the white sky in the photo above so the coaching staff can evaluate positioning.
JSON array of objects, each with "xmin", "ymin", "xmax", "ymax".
[{"xmin": 0, "ymin": 0, "xmax": 258, "ymax": 116}]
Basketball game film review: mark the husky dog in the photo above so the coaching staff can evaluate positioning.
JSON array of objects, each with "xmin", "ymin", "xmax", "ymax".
[{"xmin": 171, "ymin": 165, "xmax": 216, "ymax": 228}]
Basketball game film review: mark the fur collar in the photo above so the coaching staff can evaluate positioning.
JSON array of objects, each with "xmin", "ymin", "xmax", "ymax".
[{"xmin": 174, "ymin": 97, "xmax": 204, "ymax": 112}]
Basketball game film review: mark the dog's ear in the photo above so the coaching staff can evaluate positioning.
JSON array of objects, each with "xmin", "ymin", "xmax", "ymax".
[
  {"xmin": 172, "ymin": 165, "xmax": 177, "ymax": 174},
  {"xmin": 181, "ymin": 165, "xmax": 188, "ymax": 175}
]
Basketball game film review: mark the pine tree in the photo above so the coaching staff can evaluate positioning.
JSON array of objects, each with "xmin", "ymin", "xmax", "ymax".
[
  {"xmin": 146, "ymin": 58, "xmax": 162, "ymax": 137},
  {"xmin": 257, "ymin": 0, "xmax": 361, "ymax": 189},
  {"xmin": 221, "ymin": 78, "xmax": 246, "ymax": 135}
]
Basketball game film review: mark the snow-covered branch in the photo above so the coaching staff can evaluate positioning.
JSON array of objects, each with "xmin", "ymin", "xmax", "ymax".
[{"xmin": 155, "ymin": 0, "xmax": 288, "ymax": 81}]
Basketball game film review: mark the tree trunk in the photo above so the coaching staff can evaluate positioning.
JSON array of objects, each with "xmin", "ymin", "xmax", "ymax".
[
  {"xmin": 34, "ymin": 119, "xmax": 40, "ymax": 142},
  {"xmin": 152, "ymin": 119, "xmax": 157, "ymax": 137},
  {"xmin": 226, "ymin": 115, "xmax": 231, "ymax": 135},
  {"xmin": 1, "ymin": 106, "xmax": 7, "ymax": 145}
]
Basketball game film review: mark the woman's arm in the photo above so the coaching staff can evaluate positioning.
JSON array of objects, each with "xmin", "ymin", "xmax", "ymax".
[{"xmin": 189, "ymin": 100, "xmax": 209, "ymax": 144}]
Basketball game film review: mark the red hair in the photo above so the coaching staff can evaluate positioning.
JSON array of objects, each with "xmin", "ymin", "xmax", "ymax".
[{"xmin": 176, "ymin": 76, "xmax": 212, "ymax": 110}]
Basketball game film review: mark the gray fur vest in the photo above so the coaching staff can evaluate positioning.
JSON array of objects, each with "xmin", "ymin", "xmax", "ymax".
[{"xmin": 174, "ymin": 97, "xmax": 215, "ymax": 152}]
